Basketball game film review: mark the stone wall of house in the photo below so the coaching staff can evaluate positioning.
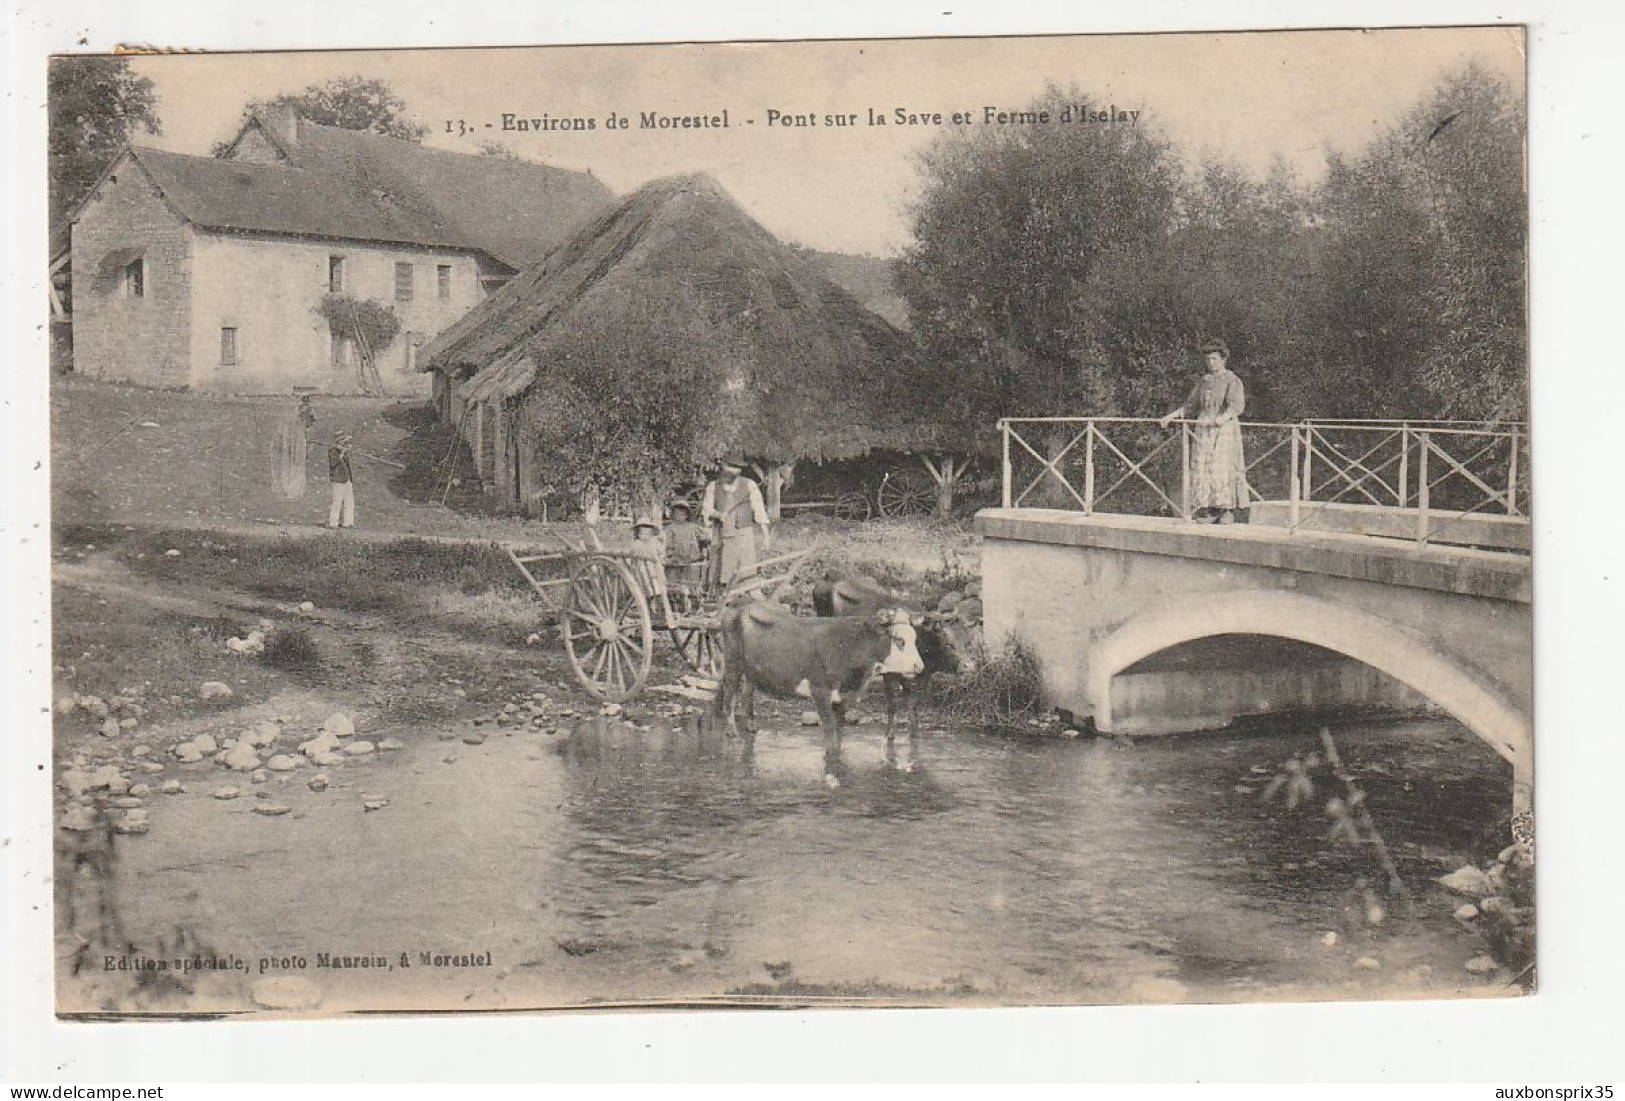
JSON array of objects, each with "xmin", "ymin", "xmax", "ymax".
[
  {"xmin": 189, "ymin": 233, "xmax": 483, "ymax": 394},
  {"xmin": 71, "ymin": 161, "xmax": 195, "ymax": 387}
]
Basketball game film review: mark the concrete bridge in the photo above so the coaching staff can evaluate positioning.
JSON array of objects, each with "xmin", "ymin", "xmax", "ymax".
[{"xmin": 974, "ymin": 508, "xmax": 1532, "ymax": 813}]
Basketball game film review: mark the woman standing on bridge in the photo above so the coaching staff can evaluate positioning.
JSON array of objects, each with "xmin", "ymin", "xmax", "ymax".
[{"xmin": 1159, "ymin": 339, "xmax": 1248, "ymax": 524}]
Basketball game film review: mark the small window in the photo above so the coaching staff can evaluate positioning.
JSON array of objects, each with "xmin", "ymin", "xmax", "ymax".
[
  {"xmin": 329, "ymin": 256, "xmax": 345, "ymax": 293},
  {"xmin": 219, "ymin": 327, "xmax": 238, "ymax": 367},
  {"xmin": 394, "ymin": 262, "xmax": 414, "ymax": 302},
  {"xmin": 437, "ymin": 264, "xmax": 452, "ymax": 302},
  {"xmin": 125, "ymin": 259, "xmax": 145, "ymax": 298}
]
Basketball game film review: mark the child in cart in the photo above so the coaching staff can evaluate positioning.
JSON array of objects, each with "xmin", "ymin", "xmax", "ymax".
[
  {"xmin": 662, "ymin": 501, "xmax": 708, "ymax": 612},
  {"xmin": 628, "ymin": 517, "xmax": 668, "ymax": 603}
]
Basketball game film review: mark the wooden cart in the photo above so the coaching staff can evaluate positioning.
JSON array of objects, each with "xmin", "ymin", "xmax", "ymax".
[{"xmin": 502, "ymin": 531, "xmax": 811, "ymax": 704}]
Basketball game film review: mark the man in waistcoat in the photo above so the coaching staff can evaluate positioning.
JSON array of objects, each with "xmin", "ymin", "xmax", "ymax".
[{"xmin": 701, "ymin": 455, "xmax": 772, "ymax": 592}]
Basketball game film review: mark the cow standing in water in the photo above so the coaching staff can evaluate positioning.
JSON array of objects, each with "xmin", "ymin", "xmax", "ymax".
[
  {"xmin": 811, "ymin": 572, "xmax": 978, "ymax": 735},
  {"xmin": 714, "ymin": 602, "xmax": 925, "ymax": 747}
]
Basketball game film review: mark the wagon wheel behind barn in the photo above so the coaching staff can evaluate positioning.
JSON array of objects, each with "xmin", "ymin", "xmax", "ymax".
[
  {"xmin": 832, "ymin": 490, "xmax": 873, "ymax": 522},
  {"xmin": 562, "ymin": 556, "xmax": 653, "ymax": 702},
  {"xmin": 876, "ymin": 467, "xmax": 935, "ymax": 518}
]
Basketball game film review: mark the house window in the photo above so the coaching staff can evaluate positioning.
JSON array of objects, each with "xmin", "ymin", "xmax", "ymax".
[
  {"xmin": 220, "ymin": 327, "xmax": 238, "ymax": 367},
  {"xmin": 395, "ymin": 262, "xmax": 414, "ymax": 302},
  {"xmin": 329, "ymin": 256, "xmax": 345, "ymax": 293},
  {"xmin": 437, "ymin": 264, "xmax": 452, "ymax": 302},
  {"xmin": 125, "ymin": 258, "xmax": 145, "ymax": 298}
]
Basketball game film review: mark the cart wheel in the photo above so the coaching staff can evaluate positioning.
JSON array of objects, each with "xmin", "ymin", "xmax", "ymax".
[
  {"xmin": 669, "ymin": 622, "xmax": 725, "ymax": 680},
  {"xmin": 832, "ymin": 490, "xmax": 872, "ymax": 522},
  {"xmin": 562, "ymin": 557, "xmax": 653, "ymax": 702},
  {"xmin": 876, "ymin": 468, "xmax": 935, "ymax": 518}
]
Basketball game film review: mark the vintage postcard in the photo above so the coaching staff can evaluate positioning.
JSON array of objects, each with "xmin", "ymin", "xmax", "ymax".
[{"xmin": 45, "ymin": 27, "xmax": 1531, "ymax": 1018}]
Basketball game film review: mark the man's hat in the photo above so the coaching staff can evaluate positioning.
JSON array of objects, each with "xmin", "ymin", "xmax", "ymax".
[
  {"xmin": 632, "ymin": 516, "xmax": 661, "ymax": 534},
  {"xmin": 1199, "ymin": 338, "xmax": 1230, "ymax": 358},
  {"xmin": 717, "ymin": 453, "xmax": 747, "ymax": 471},
  {"xmin": 670, "ymin": 501, "xmax": 692, "ymax": 516}
]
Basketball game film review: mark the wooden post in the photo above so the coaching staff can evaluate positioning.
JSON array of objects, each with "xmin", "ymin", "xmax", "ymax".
[
  {"xmin": 1000, "ymin": 421, "xmax": 1012, "ymax": 509},
  {"xmin": 1397, "ymin": 424, "xmax": 1410, "ymax": 508},
  {"xmin": 1179, "ymin": 421, "xmax": 1191, "ymax": 520},
  {"xmin": 1083, "ymin": 422, "xmax": 1096, "ymax": 515},
  {"xmin": 1506, "ymin": 431, "xmax": 1521, "ymax": 516},
  {"xmin": 1302, "ymin": 424, "xmax": 1315, "ymax": 504},
  {"xmin": 1288, "ymin": 425, "xmax": 1301, "ymax": 531},
  {"xmin": 764, "ymin": 465, "xmax": 785, "ymax": 521},
  {"xmin": 1416, "ymin": 432, "xmax": 1431, "ymax": 544}
]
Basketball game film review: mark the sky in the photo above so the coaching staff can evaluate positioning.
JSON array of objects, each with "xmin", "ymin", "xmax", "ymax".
[{"xmin": 127, "ymin": 28, "xmax": 1525, "ymax": 256}]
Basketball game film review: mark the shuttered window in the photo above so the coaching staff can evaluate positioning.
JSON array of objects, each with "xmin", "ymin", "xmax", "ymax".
[
  {"xmin": 329, "ymin": 256, "xmax": 345, "ymax": 293},
  {"xmin": 437, "ymin": 264, "xmax": 452, "ymax": 302},
  {"xmin": 220, "ymin": 327, "xmax": 238, "ymax": 367},
  {"xmin": 394, "ymin": 262, "xmax": 414, "ymax": 302}
]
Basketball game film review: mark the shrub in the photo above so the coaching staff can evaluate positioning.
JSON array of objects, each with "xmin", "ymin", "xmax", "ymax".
[
  {"xmin": 261, "ymin": 626, "xmax": 322, "ymax": 673},
  {"xmin": 937, "ymin": 631, "xmax": 1043, "ymax": 728}
]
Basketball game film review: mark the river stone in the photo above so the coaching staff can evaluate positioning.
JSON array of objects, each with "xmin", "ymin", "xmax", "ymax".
[
  {"xmin": 252, "ymin": 976, "xmax": 322, "ymax": 1011},
  {"xmin": 60, "ymin": 769, "xmax": 94, "ymax": 798},
  {"xmin": 249, "ymin": 722, "xmax": 281, "ymax": 748},
  {"xmin": 308, "ymin": 774, "xmax": 329, "ymax": 792},
  {"xmin": 60, "ymin": 806, "xmax": 100, "ymax": 832},
  {"xmin": 253, "ymin": 803, "xmax": 292, "ymax": 817},
  {"xmin": 222, "ymin": 743, "xmax": 261, "ymax": 772},
  {"xmin": 99, "ymin": 718, "xmax": 123, "ymax": 738},
  {"xmin": 462, "ymin": 733, "xmax": 486, "ymax": 746},
  {"xmin": 213, "ymin": 786, "xmax": 241, "ymax": 800},
  {"xmin": 113, "ymin": 817, "xmax": 149, "ymax": 836},
  {"xmin": 192, "ymin": 734, "xmax": 219, "ymax": 754},
  {"xmin": 1438, "ymin": 865, "xmax": 1495, "ymax": 897},
  {"xmin": 199, "ymin": 681, "xmax": 233, "ymax": 700},
  {"xmin": 55, "ymin": 694, "xmax": 80, "ymax": 715},
  {"xmin": 1454, "ymin": 904, "xmax": 1480, "ymax": 921},
  {"xmin": 173, "ymin": 743, "xmax": 203, "ymax": 763},
  {"xmin": 131, "ymin": 745, "xmax": 151, "ymax": 757},
  {"xmin": 362, "ymin": 799, "xmax": 389, "ymax": 812},
  {"xmin": 79, "ymin": 696, "xmax": 109, "ymax": 720},
  {"xmin": 323, "ymin": 712, "xmax": 355, "ymax": 738},
  {"xmin": 343, "ymin": 740, "xmax": 376, "ymax": 756},
  {"xmin": 165, "ymin": 548, "xmax": 181, "ymax": 558},
  {"xmin": 313, "ymin": 751, "xmax": 346, "ymax": 767},
  {"xmin": 1355, "ymin": 956, "xmax": 1381, "ymax": 971},
  {"xmin": 800, "ymin": 711, "xmax": 821, "ymax": 726},
  {"xmin": 1464, "ymin": 955, "xmax": 1498, "ymax": 974},
  {"xmin": 378, "ymin": 738, "xmax": 405, "ymax": 752},
  {"xmin": 120, "ymin": 717, "xmax": 139, "ymax": 730},
  {"xmin": 266, "ymin": 754, "xmax": 300, "ymax": 772},
  {"xmin": 1320, "ymin": 931, "xmax": 1339, "ymax": 947},
  {"xmin": 250, "ymin": 769, "xmax": 270, "ymax": 785},
  {"xmin": 298, "ymin": 601, "xmax": 316, "ymax": 613},
  {"xmin": 90, "ymin": 765, "xmax": 128, "ymax": 793},
  {"xmin": 159, "ymin": 780, "xmax": 183, "ymax": 795},
  {"xmin": 127, "ymin": 783, "xmax": 152, "ymax": 798},
  {"xmin": 138, "ymin": 761, "xmax": 166, "ymax": 774},
  {"xmin": 300, "ymin": 733, "xmax": 341, "ymax": 757}
]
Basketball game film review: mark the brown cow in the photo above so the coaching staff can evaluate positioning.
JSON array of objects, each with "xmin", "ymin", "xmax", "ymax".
[{"xmin": 714, "ymin": 601, "xmax": 924, "ymax": 745}]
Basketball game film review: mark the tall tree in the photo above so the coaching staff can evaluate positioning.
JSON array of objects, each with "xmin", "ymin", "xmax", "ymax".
[
  {"xmin": 48, "ymin": 55, "xmax": 161, "ymax": 224},
  {"xmin": 213, "ymin": 76, "xmax": 428, "ymax": 154}
]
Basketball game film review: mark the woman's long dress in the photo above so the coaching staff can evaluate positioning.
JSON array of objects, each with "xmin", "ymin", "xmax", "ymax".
[{"xmin": 1184, "ymin": 369, "xmax": 1248, "ymax": 510}]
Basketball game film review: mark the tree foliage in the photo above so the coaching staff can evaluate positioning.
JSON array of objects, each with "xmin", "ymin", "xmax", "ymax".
[
  {"xmin": 895, "ymin": 66, "xmax": 1527, "ymax": 436},
  {"xmin": 48, "ymin": 55, "xmax": 161, "ymax": 223},
  {"xmin": 213, "ymin": 76, "xmax": 427, "ymax": 154}
]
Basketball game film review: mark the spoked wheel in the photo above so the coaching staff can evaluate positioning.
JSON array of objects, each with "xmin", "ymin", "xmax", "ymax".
[
  {"xmin": 669, "ymin": 621, "xmax": 725, "ymax": 681},
  {"xmin": 876, "ymin": 468, "xmax": 935, "ymax": 518},
  {"xmin": 831, "ymin": 490, "xmax": 873, "ymax": 521},
  {"xmin": 562, "ymin": 557, "xmax": 653, "ymax": 702}
]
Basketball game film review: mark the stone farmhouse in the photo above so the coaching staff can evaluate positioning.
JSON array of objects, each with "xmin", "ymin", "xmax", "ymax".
[{"xmin": 60, "ymin": 108, "xmax": 614, "ymax": 394}]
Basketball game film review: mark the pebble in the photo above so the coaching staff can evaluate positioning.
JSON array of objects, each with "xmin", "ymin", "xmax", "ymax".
[
  {"xmin": 108, "ymin": 796, "xmax": 144, "ymax": 809},
  {"xmin": 164, "ymin": 548, "xmax": 181, "ymax": 558},
  {"xmin": 1355, "ymin": 956, "xmax": 1381, "ymax": 971},
  {"xmin": 160, "ymin": 780, "xmax": 183, "ymax": 795},
  {"xmin": 128, "ymin": 783, "xmax": 152, "ymax": 798},
  {"xmin": 1319, "ymin": 931, "xmax": 1339, "ymax": 947},
  {"xmin": 213, "ymin": 786, "xmax": 241, "ymax": 800},
  {"xmin": 113, "ymin": 818, "xmax": 150, "ymax": 836},
  {"xmin": 252, "ymin": 976, "xmax": 322, "ymax": 1011},
  {"xmin": 198, "ymin": 681, "xmax": 233, "ymax": 700},
  {"xmin": 131, "ymin": 745, "xmax": 151, "ymax": 757},
  {"xmin": 343, "ymin": 741, "xmax": 376, "ymax": 756},
  {"xmin": 59, "ymin": 806, "xmax": 100, "ymax": 832},
  {"xmin": 362, "ymin": 799, "xmax": 390, "ymax": 812},
  {"xmin": 222, "ymin": 743, "xmax": 261, "ymax": 771},
  {"xmin": 378, "ymin": 738, "xmax": 405, "ymax": 752},
  {"xmin": 443, "ymin": 755, "xmax": 458, "ymax": 765},
  {"xmin": 312, "ymin": 751, "xmax": 346, "ymax": 767},
  {"xmin": 308, "ymin": 774, "xmax": 330, "ymax": 792},
  {"xmin": 300, "ymin": 734, "xmax": 342, "ymax": 757},
  {"xmin": 137, "ymin": 762, "xmax": 165, "ymax": 774},
  {"xmin": 323, "ymin": 712, "xmax": 355, "ymax": 738},
  {"xmin": 1438, "ymin": 865, "xmax": 1495, "ymax": 898},
  {"xmin": 173, "ymin": 744, "xmax": 203, "ymax": 763},
  {"xmin": 1464, "ymin": 955, "xmax": 1498, "ymax": 975},
  {"xmin": 250, "ymin": 769, "xmax": 270, "ymax": 785},
  {"xmin": 249, "ymin": 722, "xmax": 282, "ymax": 748},
  {"xmin": 462, "ymin": 733, "xmax": 486, "ymax": 746},
  {"xmin": 266, "ymin": 754, "xmax": 300, "ymax": 772},
  {"xmin": 252, "ymin": 803, "xmax": 292, "ymax": 817},
  {"xmin": 1454, "ymin": 904, "xmax": 1480, "ymax": 921},
  {"xmin": 60, "ymin": 769, "xmax": 93, "ymax": 798},
  {"xmin": 800, "ymin": 711, "xmax": 820, "ymax": 726},
  {"xmin": 297, "ymin": 601, "xmax": 316, "ymax": 613},
  {"xmin": 193, "ymin": 734, "xmax": 219, "ymax": 754}
]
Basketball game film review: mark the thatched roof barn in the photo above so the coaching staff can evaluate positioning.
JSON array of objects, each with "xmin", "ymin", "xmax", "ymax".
[{"xmin": 421, "ymin": 174, "xmax": 935, "ymax": 502}]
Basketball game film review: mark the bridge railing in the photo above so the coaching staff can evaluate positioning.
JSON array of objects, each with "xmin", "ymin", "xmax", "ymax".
[{"xmin": 997, "ymin": 417, "xmax": 1529, "ymax": 549}]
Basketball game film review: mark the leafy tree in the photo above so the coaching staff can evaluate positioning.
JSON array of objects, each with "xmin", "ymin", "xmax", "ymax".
[
  {"xmin": 213, "ymin": 76, "xmax": 427, "ymax": 154},
  {"xmin": 48, "ymin": 55, "xmax": 161, "ymax": 223},
  {"xmin": 1315, "ymin": 63, "xmax": 1527, "ymax": 421}
]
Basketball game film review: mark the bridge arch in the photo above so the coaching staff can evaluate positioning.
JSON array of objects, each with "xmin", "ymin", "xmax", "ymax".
[{"xmin": 1086, "ymin": 589, "xmax": 1531, "ymax": 808}]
